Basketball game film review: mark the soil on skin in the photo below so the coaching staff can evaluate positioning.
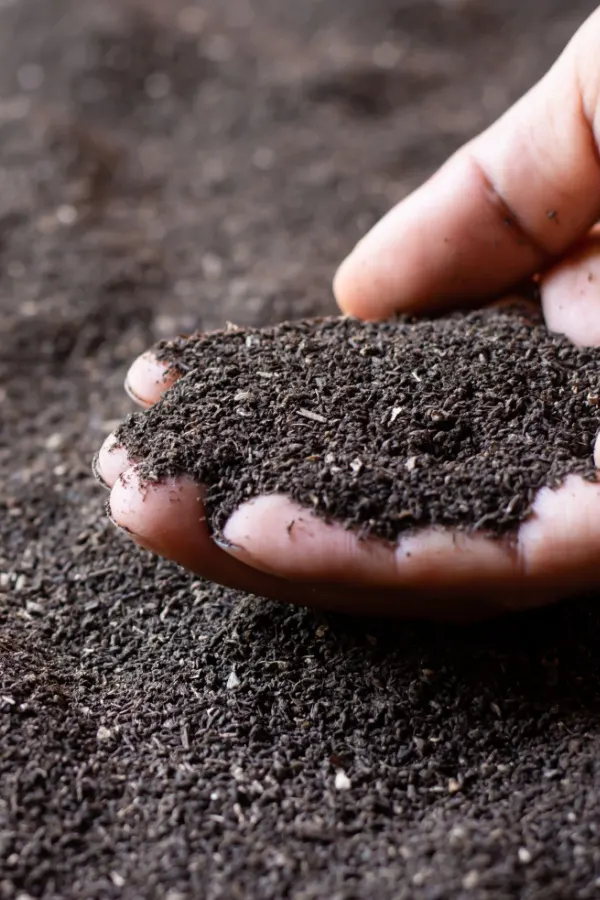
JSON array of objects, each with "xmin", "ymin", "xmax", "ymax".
[
  {"xmin": 4, "ymin": 1, "xmax": 600, "ymax": 899},
  {"xmin": 118, "ymin": 308, "xmax": 600, "ymax": 540}
]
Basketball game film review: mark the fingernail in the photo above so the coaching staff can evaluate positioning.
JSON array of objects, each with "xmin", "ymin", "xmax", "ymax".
[
  {"xmin": 91, "ymin": 452, "xmax": 110, "ymax": 490},
  {"xmin": 105, "ymin": 499, "xmax": 136, "ymax": 536},
  {"xmin": 124, "ymin": 376, "xmax": 147, "ymax": 405},
  {"xmin": 214, "ymin": 534, "xmax": 243, "ymax": 553}
]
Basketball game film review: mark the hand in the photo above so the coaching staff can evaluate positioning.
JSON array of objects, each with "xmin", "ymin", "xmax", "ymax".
[{"xmin": 96, "ymin": 8, "xmax": 600, "ymax": 619}]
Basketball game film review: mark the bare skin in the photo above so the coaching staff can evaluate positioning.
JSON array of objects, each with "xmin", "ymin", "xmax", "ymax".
[{"xmin": 97, "ymin": 8, "xmax": 600, "ymax": 619}]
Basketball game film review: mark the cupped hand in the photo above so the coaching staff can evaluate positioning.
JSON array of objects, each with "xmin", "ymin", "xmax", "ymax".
[{"xmin": 96, "ymin": 8, "xmax": 600, "ymax": 619}]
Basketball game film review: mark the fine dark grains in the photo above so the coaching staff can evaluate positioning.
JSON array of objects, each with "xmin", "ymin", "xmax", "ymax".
[
  {"xmin": 116, "ymin": 308, "xmax": 600, "ymax": 540},
  {"xmin": 7, "ymin": 1, "xmax": 600, "ymax": 898}
]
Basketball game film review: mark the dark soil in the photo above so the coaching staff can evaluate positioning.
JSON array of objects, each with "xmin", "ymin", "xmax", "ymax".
[
  {"xmin": 118, "ymin": 309, "xmax": 600, "ymax": 540},
  {"xmin": 4, "ymin": 1, "xmax": 600, "ymax": 899}
]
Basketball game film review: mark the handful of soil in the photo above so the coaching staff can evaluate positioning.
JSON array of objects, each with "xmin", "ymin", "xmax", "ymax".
[{"xmin": 115, "ymin": 308, "xmax": 600, "ymax": 541}]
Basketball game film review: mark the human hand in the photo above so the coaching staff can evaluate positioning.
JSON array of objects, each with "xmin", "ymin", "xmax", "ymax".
[{"xmin": 96, "ymin": 9, "xmax": 600, "ymax": 619}]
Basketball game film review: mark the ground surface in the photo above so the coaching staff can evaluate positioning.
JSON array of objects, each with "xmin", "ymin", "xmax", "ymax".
[{"xmin": 2, "ymin": 1, "xmax": 600, "ymax": 898}]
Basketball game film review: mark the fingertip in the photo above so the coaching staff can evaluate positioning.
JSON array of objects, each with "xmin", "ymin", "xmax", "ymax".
[
  {"xmin": 517, "ymin": 474, "xmax": 600, "ymax": 593},
  {"xmin": 540, "ymin": 227, "xmax": 600, "ymax": 346},
  {"xmin": 333, "ymin": 251, "xmax": 358, "ymax": 316},
  {"xmin": 222, "ymin": 494, "xmax": 515, "ymax": 593},
  {"xmin": 222, "ymin": 494, "xmax": 336, "ymax": 578},
  {"xmin": 333, "ymin": 246, "xmax": 392, "ymax": 321},
  {"xmin": 108, "ymin": 466, "xmax": 146, "ymax": 535},
  {"xmin": 125, "ymin": 351, "xmax": 179, "ymax": 408},
  {"xmin": 108, "ymin": 469, "xmax": 246, "ymax": 582},
  {"xmin": 95, "ymin": 432, "xmax": 134, "ymax": 488},
  {"xmin": 594, "ymin": 432, "xmax": 600, "ymax": 468},
  {"xmin": 109, "ymin": 469, "xmax": 201, "ymax": 538}
]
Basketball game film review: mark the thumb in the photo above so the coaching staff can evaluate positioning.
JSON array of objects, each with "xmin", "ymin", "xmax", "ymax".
[{"xmin": 334, "ymin": 7, "xmax": 600, "ymax": 320}]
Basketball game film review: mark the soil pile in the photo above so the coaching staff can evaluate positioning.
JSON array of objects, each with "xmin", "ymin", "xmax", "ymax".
[{"xmin": 117, "ymin": 309, "xmax": 600, "ymax": 539}]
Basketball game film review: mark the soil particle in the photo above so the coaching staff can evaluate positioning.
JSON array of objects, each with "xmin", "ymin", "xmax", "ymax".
[{"xmin": 117, "ymin": 308, "xmax": 600, "ymax": 540}]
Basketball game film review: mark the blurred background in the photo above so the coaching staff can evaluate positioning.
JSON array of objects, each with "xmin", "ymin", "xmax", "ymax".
[{"xmin": 2, "ymin": 0, "xmax": 595, "ymax": 354}]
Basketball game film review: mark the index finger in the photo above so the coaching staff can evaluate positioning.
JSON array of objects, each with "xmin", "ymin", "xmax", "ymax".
[{"xmin": 334, "ymin": 7, "xmax": 600, "ymax": 320}]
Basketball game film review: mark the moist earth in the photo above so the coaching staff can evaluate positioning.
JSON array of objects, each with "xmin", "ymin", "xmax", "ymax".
[
  {"xmin": 3, "ymin": 1, "xmax": 600, "ymax": 899},
  {"xmin": 117, "ymin": 309, "xmax": 600, "ymax": 540}
]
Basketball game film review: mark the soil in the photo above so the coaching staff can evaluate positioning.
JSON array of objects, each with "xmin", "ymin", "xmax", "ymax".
[
  {"xmin": 118, "ymin": 309, "xmax": 600, "ymax": 540},
  {"xmin": 3, "ymin": 1, "xmax": 600, "ymax": 899}
]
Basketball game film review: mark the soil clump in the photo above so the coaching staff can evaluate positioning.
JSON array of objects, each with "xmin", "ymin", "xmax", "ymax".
[{"xmin": 117, "ymin": 308, "xmax": 600, "ymax": 540}]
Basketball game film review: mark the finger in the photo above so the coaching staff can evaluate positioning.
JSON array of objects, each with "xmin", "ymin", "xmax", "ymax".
[
  {"xmin": 108, "ymin": 469, "xmax": 489, "ymax": 618},
  {"xmin": 222, "ymin": 475, "xmax": 600, "ymax": 607},
  {"xmin": 94, "ymin": 432, "xmax": 134, "ymax": 488},
  {"xmin": 334, "ymin": 7, "xmax": 600, "ymax": 320},
  {"xmin": 222, "ymin": 493, "xmax": 520, "ymax": 593},
  {"xmin": 517, "ymin": 474, "xmax": 600, "ymax": 596},
  {"xmin": 125, "ymin": 351, "xmax": 180, "ymax": 408},
  {"xmin": 109, "ymin": 469, "xmax": 298, "ymax": 596},
  {"xmin": 95, "ymin": 349, "xmax": 184, "ymax": 487},
  {"xmin": 541, "ymin": 225, "xmax": 600, "ymax": 346}
]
